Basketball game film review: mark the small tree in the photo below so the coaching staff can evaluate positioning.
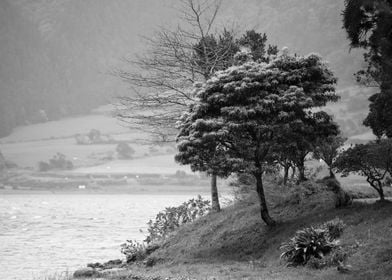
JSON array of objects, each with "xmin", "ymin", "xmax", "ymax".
[
  {"xmin": 116, "ymin": 142, "xmax": 135, "ymax": 159},
  {"xmin": 334, "ymin": 141, "xmax": 392, "ymax": 201},
  {"xmin": 314, "ymin": 135, "xmax": 347, "ymax": 178}
]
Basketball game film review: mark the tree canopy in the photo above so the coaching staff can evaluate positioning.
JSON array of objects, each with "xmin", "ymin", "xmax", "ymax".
[
  {"xmin": 343, "ymin": 0, "xmax": 392, "ymax": 138},
  {"xmin": 176, "ymin": 51, "xmax": 339, "ymax": 225},
  {"xmin": 334, "ymin": 140, "xmax": 392, "ymax": 201}
]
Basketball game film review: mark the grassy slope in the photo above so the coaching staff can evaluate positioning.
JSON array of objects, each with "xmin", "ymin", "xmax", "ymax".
[
  {"xmin": 0, "ymin": 106, "xmax": 191, "ymax": 174},
  {"xmin": 114, "ymin": 181, "xmax": 392, "ymax": 280}
]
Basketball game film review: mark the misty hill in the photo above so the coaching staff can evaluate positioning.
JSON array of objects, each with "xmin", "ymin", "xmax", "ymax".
[{"xmin": 0, "ymin": 0, "xmax": 369, "ymax": 138}]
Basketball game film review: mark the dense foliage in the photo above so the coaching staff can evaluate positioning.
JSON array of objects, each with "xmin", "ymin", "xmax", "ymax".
[
  {"xmin": 280, "ymin": 218, "xmax": 345, "ymax": 266},
  {"xmin": 176, "ymin": 51, "xmax": 339, "ymax": 225},
  {"xmin": 334, "ymin": 140, "xmax": 392, "ymax": 200},
  {"xmin": 313, "ymin": 135, "xmax": 346, "ymax": 178},
  {"xmin": 343, "ymin": 0, "xmax": 392, "ymax": 138},
  {"xmin": 116, "ymin": 143, "xmax": 135, "ymax": 159},
  {"xmin": 144, "ymin": 195, "xmax": 210, "ymax": 244},
  {"xmin": 38, "ymin": 153, "xmax": 74, "ymax": 171}
]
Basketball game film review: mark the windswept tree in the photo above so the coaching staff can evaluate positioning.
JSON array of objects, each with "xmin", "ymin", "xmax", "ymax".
[
  {"xmin": 115, "ymin": 0, "xmax": 276, "ymax": 212},
  {"xmin": 343, "ymin": 0, "xmax": 392, "ymax": 138},
  {"xmin": 176, "ymin": 52, "xmax": 339, "ymax": 225},
  {"xmin": 335, "ymin": 140, "xmax": 392, "ymax": 201}
]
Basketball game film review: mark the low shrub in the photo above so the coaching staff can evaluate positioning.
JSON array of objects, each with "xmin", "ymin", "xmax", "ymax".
[
  {"xmin": 38, "ymin": 153, "xmax": 73, "ymax": 171},
  {"xmin": 145, "ymin": 195, "xmax": 210, "ymax": 244},
  {"xmin": 307, "ymin": 246, "xmax": 348, "ymax": 269},
  {"xmin": 116, "ymin": 142, "xmax": 135, "ymax": 159},
  {"xmin": 280, "ymin": 218, "xmax": 345, "ymax": 266},
  {"xmin": 38, "ymin": 161, "xmax": 51, "ymax": 172},
  {"xmin": 120, "ymin": 240, "xmax": 146, "ymax": 263},
  {"xmin": 320, "ymin": 218, "xmax": 345, "ymax": 240},
  {"xmin": 121, "ymin": 196, "xmax": 210, "ymax": 264}
]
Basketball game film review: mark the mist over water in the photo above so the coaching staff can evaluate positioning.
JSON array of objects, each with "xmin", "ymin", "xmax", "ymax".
[{"xmin": 0, "ymin": 193, "xmax": 205, "ymax": 280}]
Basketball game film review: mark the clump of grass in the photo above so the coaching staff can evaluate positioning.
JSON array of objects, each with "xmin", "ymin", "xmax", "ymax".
[{"xmin": 33, "ymin": 271, "xmax": 73, "ymax": 280}]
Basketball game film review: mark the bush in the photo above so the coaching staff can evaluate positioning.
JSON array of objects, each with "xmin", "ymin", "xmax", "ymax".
[
  {"xmin": 144, "ymin": 195, "xmax": 210, "ymax": 244},
  {"xmin": 38, "ymin": 161, "xmax": 51, "ymax": 172},
  {"xmin": 307, "ymin": 246, "xmax": 348, "ymax": 269},
  {"xmin": 120, "ymin": 240, "xmax": 146, "ymax": 263},
  {"xmin": 320, "ymin": 218, "xmax": 345, "ymax": 240},
  {"xmin": 116, "ymin": 142, "xmax": 135, "ymax": 159},
  {"xmin": 280, "ymin": 218, "xmax": 345, "ymax": 266},
  {"xmin": 38, "ymin": 153, "xmax": 73, "ymax": 171},
  {"xmin": 49, "ymin": 153, "xmax": 74, "ymax": 169}
]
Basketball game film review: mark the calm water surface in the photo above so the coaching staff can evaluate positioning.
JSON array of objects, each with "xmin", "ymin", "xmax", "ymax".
[{"xmin": 0, "ymin": 193, "xmax": 207, "ymax": 280}]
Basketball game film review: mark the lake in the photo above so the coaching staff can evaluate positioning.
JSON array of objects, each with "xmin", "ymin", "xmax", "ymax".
[{"xmin": 0, "ymin": 193, "xmax": 209, "ymax": 280}]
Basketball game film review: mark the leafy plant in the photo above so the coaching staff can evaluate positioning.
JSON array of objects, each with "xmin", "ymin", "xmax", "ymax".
[
  {"xmin": 307, "ymin": 246, "xmax": 348, "ymax": 269},
  {"xmin": 144, "ymin": 195, "xmax": 210, "ymax": 244},
  {"xmin": 280, "ymin": 218, "xmax": 345, "ymax": 266},
  {"xmin": 320, "ymin": 218, "xmax": 345, "ymax": 240},
  {"xmin": 120, "ymin": 240, "xmax": 146, "ymax": 263}
]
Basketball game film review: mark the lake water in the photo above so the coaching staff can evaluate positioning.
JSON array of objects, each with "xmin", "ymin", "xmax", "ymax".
[{"xmin": 0, "ymin": 193, "xmax": 208, "ymax": 280}]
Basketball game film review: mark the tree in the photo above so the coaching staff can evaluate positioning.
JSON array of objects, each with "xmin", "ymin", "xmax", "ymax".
[
  {"xmin": 314, "ymin": 135, "xmax": 347, "ymax": 178},
  {"xmin": 334, "ymin": 140, "xmax": 392, "ymax": 201},
  {"xmin": 116, "ymin": 142, "xmax": 135, "ymax": 159},
  {"xmin": 176, "ymin": 52, "xmax": 339, "ymax": 225},
  {"xmin": 343, "ymin": 0, "xmax": 392, "ymax": 138},
  {"xmin": 116, "ymin": 1, "xmax": 276, "ymax": 212},
  {"xmin": 116, "ymin": 0, "xmax": 231, "ymax": 211}
]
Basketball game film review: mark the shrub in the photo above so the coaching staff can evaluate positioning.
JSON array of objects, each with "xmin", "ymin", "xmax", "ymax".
[
  {"xmin": 49, "ymin": 153, "xmax": 74, "ymax": 169},
  {"xmin": 120, "ymin": 240, "xmax": 146, "ymax": 263},
  {"xmin": 280, "ymin": 227, "xmax": 339, "ymax": 266},
  {"xmin": 320, "ymin": 218, "xmax": 345, "ymax": 240},
  {"xmin": 38, "ymin": 153, "xmax": 73, "ymax": 171},
  {"xmin": 88, "ymin": 129, "xmax": 102, "ymax": 143},
  {"xmin": 38, "ymin": 161, "xmax": 51, "ymax": 172},
  {"xmin": 307, "ymin": 246, "xmax": 348, "ymax": 269},
  {"xmin": 116, "ymin": 142, "xmax": 135, "ymax": 159},
  {"xmin": 144, "ymin": 195, "xmax": 210, "ymax": 244}
]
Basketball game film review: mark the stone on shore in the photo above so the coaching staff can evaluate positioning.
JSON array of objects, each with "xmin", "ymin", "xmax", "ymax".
[{"xmin": 73, "ymin": 267, "xmax": 102, "ymax": 278}]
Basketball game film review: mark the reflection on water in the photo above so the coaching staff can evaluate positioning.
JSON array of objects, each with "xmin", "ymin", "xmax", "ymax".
[{"xmin": 0, "ymin": 193, "xmax": 205, "ymax": 280}]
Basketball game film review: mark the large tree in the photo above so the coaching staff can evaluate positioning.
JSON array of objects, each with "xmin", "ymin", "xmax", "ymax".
[
  {"xmin": 343, "ymin": 0, "xmax": 392, "ymax": 137},
  {"xmin": 176, "ymin": 51, "xmax": 339, "ymax": 225},
  {"xmin": 116, "ymin": 1, "xmax": 276, "ymax": 212}
]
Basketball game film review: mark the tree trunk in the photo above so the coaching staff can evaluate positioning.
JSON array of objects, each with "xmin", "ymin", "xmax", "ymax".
[
  {"xmin": 369, "ymin": 179, "xmax": 385, "ymax": 201},
  {"xmin": 329, "ymin": 168, "xmax": 335, "ymax": 179},
  {"xmin": 283, "ymin": 165, "xmax": 289, "ymax": 185},
  {"xmin": 0, "ymin": 149, "xmax": 5, "ymax": 171},
  {"xmin": 254, "ymin": 172, "xmax": 275, "ymax": 226},
  {"xmin": 210, "ymin": 174, "xmax": 220, "ymax": 212},
  {"xmin": 375, "ymin": 182, "xmax": 385, "ymax": 201},
  {"xmin": 291, "ymin": 166, "xmax": 296, "ymax": 179},
  {"xmin": 297, "ymin": 164, "xmax": 307, "ymax": 184}
]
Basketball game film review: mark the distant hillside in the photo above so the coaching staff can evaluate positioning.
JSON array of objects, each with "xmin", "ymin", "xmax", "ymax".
[{"xmin": 0, "ymin": 0, "xmax": 371, "ymax": 138}]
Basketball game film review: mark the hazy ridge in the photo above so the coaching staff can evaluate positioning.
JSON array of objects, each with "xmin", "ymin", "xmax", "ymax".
[{"xmin": 0, "ymin": 0, "xmax": 369, "ymax": 138}]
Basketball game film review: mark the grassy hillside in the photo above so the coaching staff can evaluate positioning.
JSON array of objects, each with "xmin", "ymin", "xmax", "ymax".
[{"xmin": 109, "ymin": 181, "xmax": 392, "ymax": 280}]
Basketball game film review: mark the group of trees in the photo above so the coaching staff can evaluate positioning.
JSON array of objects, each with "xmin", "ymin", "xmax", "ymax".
[
  {"xmin": 343, "ymin": 0, "xmax": 392, "ymax": 138},
  {"xmin": 116, "ymin": 0, "xmax": 279, "ymax": 212},
  {"xmin": 332, "ymin": 0, "xmax": 392, "ymax": 202},
  {"xmin": 176, "ymin": 52, "xmax": 340, "ymax": 225},
  {"xmin": 117, "ymin": 0, "xmax": 392, "ymax": 226}
]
